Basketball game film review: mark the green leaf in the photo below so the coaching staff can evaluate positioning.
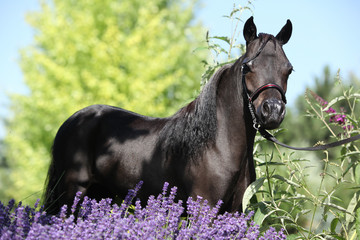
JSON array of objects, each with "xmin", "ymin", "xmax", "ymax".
[
  {"xmin": 343, "ymin": 151, "xmax": 360, "ymax": 158},
  {"xmin": 356, "ymin": 165, "xmax": 360, "ymax": 185},
  {"xmin": 356, "ymin": 208, "xmax": 360, "ymax": 240},
  {"xmin": 228, "ymin": 8, "xmax": 240, "ymax": 17},
  {"xmin": 322, "ymin": 202, "xmax": 352, "ymax": 214},
  {"xmin": 323, "ymin": 96, "xmax": 346, "ymax": 111},
  {"xmin": 346, "ymin": 192, "xmax": 360, "ymax": 224},
  {"xmin": 285, "ymin": 234, "xmax": 302, "ymax": 240},
  {"xmin": 272, "ymin": 175, "xmax": 301, "ymax": 188},
  {"xmin": 257, "ymin": 209, "xmax": 276, "ymax": 225},
  {"xmin": 331, "ymin": 218, "xmax": 339, "ymax": 233},
  {"xmin": 210, "ymin": 36, "xmax": 231, "ymax": 45},
  {"xmin": 349, "ymin": 93, "xmax": 360, "ymax": 99},
  {"xmin": 300, "ymin": 209, "xmax": 312, "ymax": 215},
  {"xmin": 242, "ymin": 177, "xmax": 266, "ymax": 212},
  {"xmin": 192, "ymin": 46, "xmax": 209, "ymax": 53},
  {"xmin": 208, "ymin": 43, "xmax": 229, "ymax": 55},
  {"xmin": 329, "ymin": 235, "xmax": 346, "ymax": 240},
  {"xmin": 253, "ymin": 202, "xmax": 268, "ymax": 225},
  {"xmin": 257, "ymin": 162, "xmax": 285, "ymax": 167}
]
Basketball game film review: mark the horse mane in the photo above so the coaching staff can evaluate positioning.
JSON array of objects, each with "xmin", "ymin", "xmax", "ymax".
[{"xmin": 160, "ymin": 64, "xmax": 232, "ymax": 163}]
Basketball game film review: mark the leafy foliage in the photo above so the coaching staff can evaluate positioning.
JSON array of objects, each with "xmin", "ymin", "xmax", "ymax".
[
  {"xmin": 3, "ymin": 0, "xmax": 205, "ymax": 203},
  {"xmin": 280, "ymin": 66, "xmax": 360, "ymax": 149},
  {"xmin": 198, "ymin": 1, "xmax": 252, "ymax": 86}
]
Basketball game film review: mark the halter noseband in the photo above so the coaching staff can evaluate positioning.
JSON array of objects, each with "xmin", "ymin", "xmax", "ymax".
[
  {"xmin": 242, "ymin": 79, "xmax": 287, "ymax": 104},
  {"xmin": 241, "ymin": 35, "xmax": 287, "ymax": 130}
]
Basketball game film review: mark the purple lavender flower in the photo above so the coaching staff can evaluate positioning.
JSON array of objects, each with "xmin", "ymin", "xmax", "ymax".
[
  {"xmin": 78, "ymin": 196, "xmax": 92, "ymax": 219},
  {"xmin": 0, "ymin": 182, "xmax": 286, "ymax": 239},
  {"xmin": 259, "ymin": 227, "xmax": 287, "ymax": 240},
  {"xmin": 71, "ymin": 191, "xmax": 82, "ymax": 214},
  {"xmin": 119, "ymin": 180, "xmax": 143, "ymax": 217}
]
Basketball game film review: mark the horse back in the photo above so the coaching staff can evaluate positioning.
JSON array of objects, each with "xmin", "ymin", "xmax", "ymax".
[{"xmin": 46, "ymin": 104, "xmax": 168, "ymax": 212}]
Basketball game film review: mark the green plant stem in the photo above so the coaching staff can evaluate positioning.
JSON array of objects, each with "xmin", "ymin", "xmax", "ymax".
[
  {"xmin": 308, "ymin": 151, "xmax": 329, "ymax": 238},
  {"xmin": 227, "ymin": 15, "xmax": 239, "ymax": 60}
]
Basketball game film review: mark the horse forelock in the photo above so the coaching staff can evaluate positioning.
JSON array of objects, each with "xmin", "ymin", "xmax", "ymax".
[
  {"xmin": 258, "ymin": 33, "xmax": 275, "ymax": 42},
  {"xmin": 258, "ymin": 33, "xmax": 276, "ymax": 48}
]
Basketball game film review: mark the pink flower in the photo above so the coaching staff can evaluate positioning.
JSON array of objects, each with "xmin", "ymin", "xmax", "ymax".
[{"xmin": 309, "ymin": 90, "xmax": 353, "ymax": 131}]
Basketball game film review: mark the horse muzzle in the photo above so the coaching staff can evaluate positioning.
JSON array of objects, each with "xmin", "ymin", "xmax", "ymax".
[{"xmin": 256, "ymin": 98, "xmax": 286, "ymax": 130}]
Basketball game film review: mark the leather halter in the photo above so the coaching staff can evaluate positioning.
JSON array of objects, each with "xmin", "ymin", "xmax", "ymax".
[
  {"xmin": 241, "ymin": 35, "xmax": 287, "ymax": 130},
  {"xmin": 241, "ymin": 36, "xmax": 360, "ymax": 151}
]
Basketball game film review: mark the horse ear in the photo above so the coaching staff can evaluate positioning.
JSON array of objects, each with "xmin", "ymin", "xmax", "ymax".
[
  {"xmin": 243, "ymin": 16, "xmax": 257, "ymax": 44},
  {"xmin": 276, "ymin": 19, "xmax": 292, "ymax": 45}
]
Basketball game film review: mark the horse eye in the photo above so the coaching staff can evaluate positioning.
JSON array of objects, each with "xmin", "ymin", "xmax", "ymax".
[
  {"xmin": 242, "ymin": 64, "xmax": 252, "ymax": 74},
  {"xmin": 288, "ymin": 68, "xmax": 294, "ymax": 75}
]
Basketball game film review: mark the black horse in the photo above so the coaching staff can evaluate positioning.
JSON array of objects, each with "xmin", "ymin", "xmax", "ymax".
[{"xmin": 44, "ymin": 17, "xmax": 293, "ymax": 214}]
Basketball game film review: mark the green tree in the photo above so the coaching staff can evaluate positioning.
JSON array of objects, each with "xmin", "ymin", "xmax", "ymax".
[{"xmin": 3, "ymin": 0, "xmax": 205, "ymax": 204}]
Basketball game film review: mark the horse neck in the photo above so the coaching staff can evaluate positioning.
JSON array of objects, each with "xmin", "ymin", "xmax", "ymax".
[{"xmin": 215, "ymin": 63, "xmax": 257, "ymax": 158}]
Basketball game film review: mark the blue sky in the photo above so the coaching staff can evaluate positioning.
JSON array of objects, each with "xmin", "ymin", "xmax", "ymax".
[{"xmin": 1, "ymin": 0, "xmax": 360, "ymax": 137}]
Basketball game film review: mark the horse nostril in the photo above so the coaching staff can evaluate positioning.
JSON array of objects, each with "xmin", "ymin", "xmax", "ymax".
[
  {"xmin": 258, "ymin": 98, "xmax": 286, "ymax": 129},
  {"xmin": 261, "ymin": 99, "xmax": 284, "ymax": 117},
  {"xmin": 261, "ymin": 102, "xmax": 270, "ymax": 117}
]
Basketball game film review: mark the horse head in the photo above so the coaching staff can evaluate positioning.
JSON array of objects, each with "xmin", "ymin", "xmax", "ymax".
[{"xmin": 242, "ymin": 16, "xmax": 293, "ymax": 130}]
